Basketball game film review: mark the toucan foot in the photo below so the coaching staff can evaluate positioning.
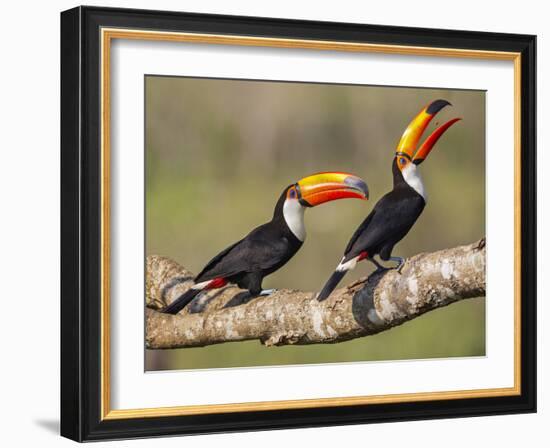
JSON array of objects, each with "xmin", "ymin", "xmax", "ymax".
[
  {"xmin": 368, "ymin": 257, "xmax": 389, "ymax": 274},
  {"xmin": 259, "ymin": 288, "xmax": 277, "ymax": 296},
  {"xmin": 389, "ymin": 256, "xmax": 406, "ymax": 274}
]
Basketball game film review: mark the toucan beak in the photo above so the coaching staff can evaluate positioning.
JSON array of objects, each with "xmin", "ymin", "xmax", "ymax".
[
  {"xmin": 296, "ymin": 172, "xmax": 369, "ymax": 207},
  {"xmin": 395, "ymin": 99, "xmax": 461, "ymax": 164}
]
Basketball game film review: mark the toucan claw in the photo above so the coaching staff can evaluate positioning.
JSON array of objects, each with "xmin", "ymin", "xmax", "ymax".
[
  {"xmin": 368, "ymin": 257, "xmax": 387, "ymax": 272},
  {"xmin": 259, "ymin": 289, "xmax": 277, "ymax": 296},
  {"xmin": 390, "ymin": 256, "xmax": 406, "ymax": 274}
]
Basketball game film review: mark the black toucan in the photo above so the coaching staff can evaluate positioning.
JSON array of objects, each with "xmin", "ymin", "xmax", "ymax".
[
  {"xmin": 161, "ymin": 172, "xmax": 369, "ymax": 314},
  {"xmin": 317, "ymin": 99, "xmax": 461, "ymax": 302}
]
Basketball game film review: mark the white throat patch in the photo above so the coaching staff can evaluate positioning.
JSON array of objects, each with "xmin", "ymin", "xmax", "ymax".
[
  {"xmin": 402, "ymin": 163, "xmax": 427, "ymax": 202},
  {"xmin": 283, "ymin": 199, "xmax": 306, "ymax": 241}
]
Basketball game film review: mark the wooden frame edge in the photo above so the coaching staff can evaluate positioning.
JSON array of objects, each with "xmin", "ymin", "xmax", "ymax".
[
  {"xmin": 99, "ymin": 27, "xmax": 523, "ymax": 421},
  {"xmin": 102, "ymin": 387, "xmax": 520, "ymax": 420}
]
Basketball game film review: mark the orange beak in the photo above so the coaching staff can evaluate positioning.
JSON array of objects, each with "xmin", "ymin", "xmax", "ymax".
[
  {"xmin": 395, "ymin": 99, "xmax": 461, "ymax": 164},
  {"xmin": 296, "ymin": 172, "xmax": 369, "ymax": 207}
]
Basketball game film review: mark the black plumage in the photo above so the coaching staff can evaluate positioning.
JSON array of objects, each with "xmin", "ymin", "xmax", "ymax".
[
  {"xmin": 161, "ymin": 288, "xmax": 202, "ymax": 314},
  {"xmin": 317, "ymin": 159, "xmax": 425, "ymax": 301},
  {"xmin": 342, "ymin": 159, "xmax": 425, "ymax": 263},
  {"xmin": 317, "ymin": 98, "xmax": 459, "ymax": 302},
  {"xmin": 162, "ymin": 187, "xmax": 302, "ymax": 314},
  {"xmin": 195, "ymin": 189, "xmax": 303, "ymax": 292}
]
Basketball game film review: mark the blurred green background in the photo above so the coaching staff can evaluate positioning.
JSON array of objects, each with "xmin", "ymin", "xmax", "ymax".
[{"xmin": 145, "ymin": 76, "xmax": 485, "ymax": 371}]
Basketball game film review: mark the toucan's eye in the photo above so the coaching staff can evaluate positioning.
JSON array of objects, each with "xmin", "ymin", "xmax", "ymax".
[
  {"xmin": 288, "ymin": 188, "xmax": 297, "ymax": 199},
  {"xmin": 399, "ymin": 157, "xmax": 407, "ymax": 165}
]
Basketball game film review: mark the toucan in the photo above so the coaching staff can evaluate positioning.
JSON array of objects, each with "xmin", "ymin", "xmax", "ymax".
[
  {"xmin": 161, "ymin": 172, "xmax": 369, "ymax": 314},
  {"xmin": 317, "ymin": 99, "xmax": 461, "ymax": 302}
]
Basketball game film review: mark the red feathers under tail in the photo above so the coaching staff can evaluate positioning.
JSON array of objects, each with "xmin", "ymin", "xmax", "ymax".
[{"xmin": 161, "ymin": 277, "xmax": 227, "ymax": 314}]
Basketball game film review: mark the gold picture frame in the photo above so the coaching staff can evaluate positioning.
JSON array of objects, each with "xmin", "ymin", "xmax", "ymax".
[{"xmin": 61, "ymin": 6, "xmax": 536, "ymax": 441}]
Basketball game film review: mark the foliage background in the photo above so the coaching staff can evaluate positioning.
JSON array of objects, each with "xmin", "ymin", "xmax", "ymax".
[{"xmin": 145, "ymin": 76, "xmax": 485, "ymax": 371}]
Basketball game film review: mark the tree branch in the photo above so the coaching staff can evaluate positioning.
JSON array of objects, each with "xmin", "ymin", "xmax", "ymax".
[{"xmin": 145, "ymin": 239, "xmax": 486, "ymax": 349}]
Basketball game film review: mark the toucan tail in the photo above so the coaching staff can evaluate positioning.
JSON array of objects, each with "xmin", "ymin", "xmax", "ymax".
[
  {"xmin": 161, "ymin": 288, "xmax": 202, "ymax": 314},
  {"xmin": 317, "ymin": 270, "xmax": 347, "ymax": 302}
]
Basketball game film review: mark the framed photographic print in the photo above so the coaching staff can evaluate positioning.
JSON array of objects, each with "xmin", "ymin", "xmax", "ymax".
[{"xmin": 60, "ymin": 6, "xmax": 536, "ymax": 442}]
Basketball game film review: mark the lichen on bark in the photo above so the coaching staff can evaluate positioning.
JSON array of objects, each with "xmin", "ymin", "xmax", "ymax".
[{"xmin": 145, "ymin": 239, "xmax": 486, "ymax": 349}]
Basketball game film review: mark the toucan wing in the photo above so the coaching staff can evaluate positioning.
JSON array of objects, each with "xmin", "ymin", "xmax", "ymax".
[
  {"xmin": 343, "ymin": 191, "xmax": 424, "ymax": 262},
  {"xmin": 344, "ymin": 209, "xmax": 376, "ymax": 256},
  {"xmin": 194, "ymin": 239, "xmax": 243, "ymax": 282},
  {"xmin": 195, "ymin": 223, "xmax": 292, "ymax": 282}
]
